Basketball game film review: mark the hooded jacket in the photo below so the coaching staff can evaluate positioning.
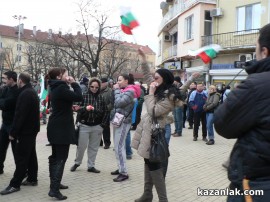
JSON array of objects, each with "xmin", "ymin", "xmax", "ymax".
[
  {"xmin": 77, "ymin": 78, "xmax": 109, "ymax": 127},
  {"xmin": 214, "ymin": 57, "xmax": 270, "ymax": 182}
]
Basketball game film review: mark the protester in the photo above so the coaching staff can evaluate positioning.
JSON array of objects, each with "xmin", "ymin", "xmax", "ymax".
[
  {"xmin": 0, "ymin": 71, "xmax": 18, "ymax": 175},
  {"xmin": 47, "ymin": 67, "xmax": 83, "ymax": 200},
  {"xmin": 110, "ymin": 73, "xmax": 140, "ymax": 182},
  {"xmin": 203, "ymin": 85, "xmax": 220, "ymax": 145},
  {"xmin": 214, "ymin": 23, "xmax": 270, "ymax": 202},
  {"xmin": 189, "ymin": 83, "xmax": 208, "ymax": 141},
  {"xmin": 80, "ymin": 77, "xmax": 89, "ymax": 94},
  {"xmin": 0, "ymin": 73, "xmax": 40, "ymax": 195},
  {"xmin": 132, "ymin": 48, "xmax": 199, "ymax": 202},
  {"xmin": 187, "ymin": 82, "xmax": 197, "ymax": 129},
  {"xmin": 70, "ymin": 77, "xmax": 109, "ymax": 173},
  {"xmin": 171, "ymin": 76, "xmax": 183, "ymax": 137},
  {"xmin": 99, "ymin": 77, "xmax": 113, "ymax": 149}
]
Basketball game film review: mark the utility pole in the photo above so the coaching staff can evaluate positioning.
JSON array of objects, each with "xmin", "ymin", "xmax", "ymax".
[{"xmin": 13, "ymin": 15, "xmax": 27, "ymax": 68}]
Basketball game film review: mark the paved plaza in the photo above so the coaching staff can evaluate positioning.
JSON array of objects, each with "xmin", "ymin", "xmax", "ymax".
[{"xmin": 0, "ymin": 115, "xmax": 235, "ymax": 202}]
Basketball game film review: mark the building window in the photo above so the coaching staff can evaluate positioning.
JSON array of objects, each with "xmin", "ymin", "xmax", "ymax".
[
  {"xmin": 17, "ymin": 44, "xmax": 22, "ymax": 51},
  {"xmin": 204, "ymin": 10, "xmax": 212, "ymax": 36},
  {"xmin": 185, "ymin": 15, "xmax": 194, "ymax": 40},
  {"xmin": 17, "ymin": 55, "xmax": 21, "ymax": 62},
  {"xmin": 237, "ymin": 3, "xmax": 261, "ymax": 31}
]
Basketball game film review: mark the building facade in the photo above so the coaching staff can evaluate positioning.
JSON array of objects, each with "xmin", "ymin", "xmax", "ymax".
[
  {"xmin": 0, "ymin": 24, "xmax": 155, "ymax": 82},
  {"xmin": 158, "ymin": 0, "xmax": 269, "ymax": 87}
]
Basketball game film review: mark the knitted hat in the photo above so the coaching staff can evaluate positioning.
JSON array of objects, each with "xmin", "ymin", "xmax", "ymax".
[{"xmin": 156, "ymin": 69, "xmax": 174, "ymax": 85}]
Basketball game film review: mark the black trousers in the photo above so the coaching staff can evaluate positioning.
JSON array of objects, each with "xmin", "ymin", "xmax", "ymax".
[
  {"xmin": 0, "ymin": 123, "xmax": 16, "ymax": 171},
  {"xmin": 193, "ymin": 111, "xmax": 207, "ymax": 138},
  {"xmin": 183, "ymin": 104, "xmax": 187, "ymax": 127},
  {"xmin": 101, "ymin": 119, "xmax": 111, "ymax": 147},
  {"xmin": 188, "ymin": 107, "xmax": 194, "ymax": 127},
  {"xmin": 10, "ymin": 135, "xmax": 38, "ymax": 188}
]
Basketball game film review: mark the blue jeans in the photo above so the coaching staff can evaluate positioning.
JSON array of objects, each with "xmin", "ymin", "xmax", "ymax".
[
  {"xmin": 165, "ymin": 124, "xmax": 171, "ymax": 145},
  {"xmin": 125, "ymin": 131, "xmax": 132, "ymax": 157},
  {"xmin": 173, "ymin": 107, "xmax": 183, "ymax": 135},
  {"xmin": 206, "ymin": 113, "xmax": 214, "ymax": 140}
]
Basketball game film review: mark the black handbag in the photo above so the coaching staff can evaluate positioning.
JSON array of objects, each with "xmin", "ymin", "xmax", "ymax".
[{"xmin": 149, "ymin": 107, "xmax": 170, "ymax": 163}]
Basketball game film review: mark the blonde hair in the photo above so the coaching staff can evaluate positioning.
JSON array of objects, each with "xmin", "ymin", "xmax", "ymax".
[{"xmin": 208, "ymin": 85, "xmax": 217, "ymax": 92}]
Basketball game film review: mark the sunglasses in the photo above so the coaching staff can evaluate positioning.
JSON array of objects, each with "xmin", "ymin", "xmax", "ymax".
[{"xmin": 90, "ymin": 86, "xmax": 99, "ymax": 90}]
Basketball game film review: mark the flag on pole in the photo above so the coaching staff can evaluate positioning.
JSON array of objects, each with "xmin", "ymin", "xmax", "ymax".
[
  {"xmin": 188, "ymin": 44, "xmax": 222, "ymax": 64},
  {"xmin": 38, "ymin": 75, "xmax": 47, "ymax": 101},
  {"xmin": 120, "ymin": 7, "xmax": 139, "ymax": 35},
  {"xmin": 38, "ymin": 75, "xmax": 48, "ymax": 113}
]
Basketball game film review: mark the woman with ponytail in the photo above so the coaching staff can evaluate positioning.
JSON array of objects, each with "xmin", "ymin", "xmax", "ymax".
[{"xmin": 110, "ymin": 73, "xmax": 141, "ymax": 182}]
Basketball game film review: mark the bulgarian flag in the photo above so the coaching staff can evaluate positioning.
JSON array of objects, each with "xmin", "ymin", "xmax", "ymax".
[
  {"xmin": 188, "ymin": 44, "xmax": 222, "ymax": 64},
  {"xmin": 38, "ymin": 75, "xmax": 48, "ymax": 113},
  {"xmin": 120, "ymin": 7, "xmax": 139, "ymax": 35}
]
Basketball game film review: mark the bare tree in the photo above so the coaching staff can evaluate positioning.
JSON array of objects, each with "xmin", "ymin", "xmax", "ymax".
[
  {"xmin": 1, "ymin": 46, "xmax": 17, "ymax": 71},
  {"xmin": 55, "ymin": 0, "xmax": 120, "ymax": 77}
]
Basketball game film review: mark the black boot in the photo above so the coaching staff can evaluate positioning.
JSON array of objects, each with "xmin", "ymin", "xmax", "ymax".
[
  {"xmin": 150, "ymin": 168, "xmax": 168, "ymax": 202},
  {"xmin": 48, "ymin": 158, "xmax": 67, "ymax": 200},
  {"xmin": 135, "ymin": 164, "xmax": 153, "ymax": 202}
]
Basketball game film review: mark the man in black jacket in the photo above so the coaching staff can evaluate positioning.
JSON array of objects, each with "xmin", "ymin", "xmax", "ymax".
[
  {"xmin": 0, "ymin": 71, "xmax": 18, "ymax": 175},
  {"xmin": 214, "ymin": 23, "xmax": 270, "ymax": 201},
  {"xmin": 1, "ymin": 73, "xmax": 40, "ymax": 195}
]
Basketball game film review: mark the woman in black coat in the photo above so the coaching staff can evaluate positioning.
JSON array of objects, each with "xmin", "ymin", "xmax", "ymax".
[{"xmin": 47, "ymin": 67, "xmax": 83, "ymax": 200}]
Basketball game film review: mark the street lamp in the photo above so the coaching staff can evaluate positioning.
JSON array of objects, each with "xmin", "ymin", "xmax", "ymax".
[{"xmin": 13, "ymin": 15, "xmax": 27, "ymax": 67}]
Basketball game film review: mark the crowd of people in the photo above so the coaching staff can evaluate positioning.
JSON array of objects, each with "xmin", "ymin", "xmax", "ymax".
[{"xmin": 1, "ymin": 23, "xmax": 270, "ymax": 202}]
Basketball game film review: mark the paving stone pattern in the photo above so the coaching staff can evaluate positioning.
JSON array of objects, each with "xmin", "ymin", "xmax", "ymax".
[{"xmin": 0, "ymin": 111, "xmax": 235, "ymax": 202}]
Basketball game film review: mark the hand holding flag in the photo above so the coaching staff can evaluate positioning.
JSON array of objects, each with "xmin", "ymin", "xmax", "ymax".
[{"xmin": 188, "ymin": 44, "xmax": 222, "ymax": 64}]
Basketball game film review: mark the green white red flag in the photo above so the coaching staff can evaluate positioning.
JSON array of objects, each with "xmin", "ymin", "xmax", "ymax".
[
  {"xmin": 120, "ymin": 7, "xmax": 139, "ymax": 35},
  {"xmin": 188, "ymin": 44, "xmax": 222, "ymax": 64}
]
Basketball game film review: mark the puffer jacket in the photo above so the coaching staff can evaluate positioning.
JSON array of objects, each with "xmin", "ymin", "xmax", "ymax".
[
  {"xmin": 214, "ymin": 57, "xmax": 270, "ymax": 183},
  {"xmin": 110, "ymin": 85, "xmax": 139, "ymax": 124},
  {"xmin": 131, "ymin": 62, "xmax": 193, "ymax": 159}
]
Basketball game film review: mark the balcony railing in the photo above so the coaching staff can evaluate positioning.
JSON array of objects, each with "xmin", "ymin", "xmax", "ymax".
[
  {"xmin": 201, "ymin": 29, "xmax": 260, "ymax": 49},
  {"xmin": 163, "ymin": 44, "xmax": 177, "ymax": 61},
  {"xmin": 159, "ymin": 0, "xmax": 216, "ymax": 32}
]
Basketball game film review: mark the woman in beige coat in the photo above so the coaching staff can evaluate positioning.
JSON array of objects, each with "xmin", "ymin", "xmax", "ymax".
[{"xmin": 132, "ymin": 49, "xmax": 199, "ymax": 202}]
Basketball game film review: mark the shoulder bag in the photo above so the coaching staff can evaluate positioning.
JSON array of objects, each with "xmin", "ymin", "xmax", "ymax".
[{"xmin": 149, "ymin": 106, "xmax": 170, "ymax": 163}]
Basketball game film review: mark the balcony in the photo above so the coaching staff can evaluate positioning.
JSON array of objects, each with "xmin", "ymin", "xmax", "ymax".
[
  {"xmin": 159, "ymin": 0, "xmax": 216, "ymax": 33},
  {"xmin": 201, "ymin": 29, "xmax": 260, "ymax": 49},
  {"xmin": 162, "ymin": 44, "xmax": 177, "ymax": 61}
]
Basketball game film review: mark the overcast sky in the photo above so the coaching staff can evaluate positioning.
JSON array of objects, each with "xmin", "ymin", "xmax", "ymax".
[{"xmin": 0, "ymin": 0, "xmax": 162, "ymax": 53}]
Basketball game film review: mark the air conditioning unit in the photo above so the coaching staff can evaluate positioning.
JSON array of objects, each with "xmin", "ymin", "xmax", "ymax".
[
  {"xmin": 164, "ymin": 34, "xmax": 171, "ymax": 42},
  {"xmin": 239, "ymin": 54, "xmax": 252, "ymax": 62},
  {"xmin": 183, "ymin": 60, "xmax": 191, "ymax": 68},
  {"xmin": 210, "ymin": 8, "xmax": 223, "ymax": 17}
]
